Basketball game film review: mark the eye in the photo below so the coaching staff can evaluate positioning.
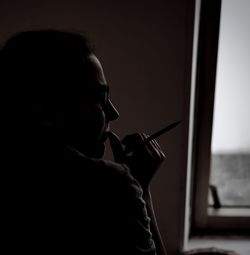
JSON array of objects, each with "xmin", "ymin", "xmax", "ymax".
[
  {"xmin": 85, "ymin": 85, "xmax": 109, "ymax": 109},
  {"xmin": 99, "ymin": 90, "xmax": 109, "ymax": 110}
]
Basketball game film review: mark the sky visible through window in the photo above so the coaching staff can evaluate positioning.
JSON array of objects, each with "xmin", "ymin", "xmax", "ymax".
[{"xmin": 209, "ymin": 0, "xmax": 250, "ymax": 207}]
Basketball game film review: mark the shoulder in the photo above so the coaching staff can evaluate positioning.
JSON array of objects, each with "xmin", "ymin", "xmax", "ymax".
[{"xmin": 64, "ymin": 146, "xmax": 143, "ymax": 194}]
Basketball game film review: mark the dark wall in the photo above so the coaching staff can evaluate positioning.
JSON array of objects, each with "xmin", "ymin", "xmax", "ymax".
[{"xmin": 0, "ymin": 1, "xmax": 195, "ymax": 254}]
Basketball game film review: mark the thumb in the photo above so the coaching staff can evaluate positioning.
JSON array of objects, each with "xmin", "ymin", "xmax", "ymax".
[{"xmin": 107, "ymin": 131, "xmax": 124, "ymax": 163}]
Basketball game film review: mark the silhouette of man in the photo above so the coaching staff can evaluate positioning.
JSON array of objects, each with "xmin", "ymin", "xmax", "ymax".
[{"xmin": 0, "ymin": 30, "xmax": 166, "ymax": 254}]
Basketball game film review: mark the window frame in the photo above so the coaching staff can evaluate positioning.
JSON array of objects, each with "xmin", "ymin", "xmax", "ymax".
[{"xmin": 191, "ymin": 0, "xmax": 250, "ymax": 234}]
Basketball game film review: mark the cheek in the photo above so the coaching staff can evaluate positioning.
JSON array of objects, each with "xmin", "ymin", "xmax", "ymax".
[
  {"xmin": 91, "ymin": 107, "xmax": 106, "ymax": 135},
  {"xmin": 81, "ymin": 105, "xmax": 106, "ymax": 139}
]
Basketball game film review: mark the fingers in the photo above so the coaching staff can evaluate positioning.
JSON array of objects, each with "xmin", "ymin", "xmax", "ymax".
[
  {"xmin": 119, "ymin": 132, "xmax": 166, "ymax": 187},
  {"xmin": 108, "ymin": 131, "xmax": 165, "ymax": 165},
  {"xmin": 141, "ymin": 134, "xmax": 165, "ymax": 162},
  {"xmin": 122, "ymin": 133, "xmax": 165, "ymax": 162},
  {"xmin": 122, "ymin": 133, "xmax": 143, "ymax": 155},
  {"xmin": 107, "ymin": 131, "xmax": 124, "ymax": 163},
  {"xmin": 149, "ymin": 138, "xmax": 166, "ymax": 160}
]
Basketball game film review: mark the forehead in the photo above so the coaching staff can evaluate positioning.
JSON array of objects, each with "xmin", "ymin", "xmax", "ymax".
[{"xmin": 86, "ymin": 54, "xmax": 107, "ymax": 85}]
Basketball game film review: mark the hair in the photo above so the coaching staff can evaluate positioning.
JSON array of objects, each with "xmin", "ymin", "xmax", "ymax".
[{"xmin": 0, "ymin": 29, "xmax": 94, "ymax": 127}]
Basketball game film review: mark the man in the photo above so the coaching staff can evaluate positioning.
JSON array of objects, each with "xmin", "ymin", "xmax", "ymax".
[{"xmin": 1, "ymin": 30, "xmax": 166, "ymax": 254}]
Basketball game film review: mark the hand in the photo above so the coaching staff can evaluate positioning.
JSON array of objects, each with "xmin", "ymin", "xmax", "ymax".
[{"xmin": 108, "ymin": 132, "xmax": 165, "ymax": 189}]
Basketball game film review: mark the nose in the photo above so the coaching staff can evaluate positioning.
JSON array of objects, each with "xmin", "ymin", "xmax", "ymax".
[{"xmin": 106, "ymin": 99, "xmax": 119, "ymax": 121}]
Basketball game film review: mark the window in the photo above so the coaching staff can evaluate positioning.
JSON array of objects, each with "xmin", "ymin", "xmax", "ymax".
[{"xmin": 191, "ymin": 0, "xmax": 250, "ymax": 234}]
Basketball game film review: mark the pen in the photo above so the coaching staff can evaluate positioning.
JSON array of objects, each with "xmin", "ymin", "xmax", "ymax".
[{"xmin": 145, "ymin": 120, "xmax": 181, "ymax": 143}]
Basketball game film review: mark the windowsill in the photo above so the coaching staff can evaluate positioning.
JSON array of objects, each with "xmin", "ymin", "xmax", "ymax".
[
  {"xmin": 186, "ymin": 236, "xmax": 250, "ymax": 255},
  {"xmin": 204, "ymin": 208, "xmax": 250, "ymax": 230},
  {"xmin": 208, "ymin": 208, "xmax": 250, "ymax": 217}
]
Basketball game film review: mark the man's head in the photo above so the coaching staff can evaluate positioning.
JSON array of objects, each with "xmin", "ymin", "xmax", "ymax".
[{"xmin": 0, "ymin": 30, "xmax": 119, "ymax": 158}]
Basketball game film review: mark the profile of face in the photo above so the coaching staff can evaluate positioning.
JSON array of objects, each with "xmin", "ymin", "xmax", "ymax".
[
  {"xmin": 1, "ymin": 31, "xmax": 118, "ymax": 158},
  {"xmin": 63, "ymin": 54, "xmax": 119, "ymax": 158}
]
